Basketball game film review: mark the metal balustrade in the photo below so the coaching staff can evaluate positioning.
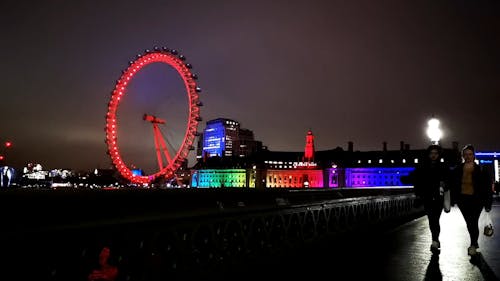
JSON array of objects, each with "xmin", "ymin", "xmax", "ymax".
[{"xmin": 0, "ymin": 188, "xmax": 423, "ymax": 280}]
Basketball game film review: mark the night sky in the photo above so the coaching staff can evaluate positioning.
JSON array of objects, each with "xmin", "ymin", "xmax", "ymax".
[{"xmin": 1, "ymin": 0, "xmax": 500, "ymax": 172}]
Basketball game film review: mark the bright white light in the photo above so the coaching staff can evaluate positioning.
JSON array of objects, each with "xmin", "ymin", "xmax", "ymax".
[{"xmin": 426, "ymin": 117, "xmax": 442, "ymax": 144}]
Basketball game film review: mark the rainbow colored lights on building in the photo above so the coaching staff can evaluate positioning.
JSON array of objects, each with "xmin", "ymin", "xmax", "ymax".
[
  {"xmin": 191, "ymin": 169, "xmax": 252, "ymax": 188},
  {"xmin": 190, "ymin": 123, "xmax": 487, "ymax": 189},
  {"xmin": 343, "ymin": 167, "xmax": 414, "ymax": 187},
  {"xmin": 265, "ymin": 169, "xmax": 323, "ymax": 188}
]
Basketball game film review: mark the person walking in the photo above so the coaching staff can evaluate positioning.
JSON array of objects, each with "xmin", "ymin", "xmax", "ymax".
[
  {"xmin": 413, "ymin": 144, "xmax": 449, "ymax": 254},
  {"xmin": 450, "ymin": 144, "xmax": 493, "ymax": 256}
]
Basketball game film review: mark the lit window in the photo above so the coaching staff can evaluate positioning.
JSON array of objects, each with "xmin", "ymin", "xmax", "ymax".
[
  {"xmin": 414, "ymin": 158, "xmax": 419, "ymax": 164},
  {"xmin": 379, "ymin": 159, "xmax": 383, "ymax": 164}
]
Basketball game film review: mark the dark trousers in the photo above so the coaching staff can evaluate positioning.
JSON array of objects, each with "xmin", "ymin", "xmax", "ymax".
[
  {"xmin": 457, "ymin": 194, "xmax": 483, "ymax": 247},
  {"xmin": 424, "ymin": 199, "xmax": 443, "ymax": 242}
]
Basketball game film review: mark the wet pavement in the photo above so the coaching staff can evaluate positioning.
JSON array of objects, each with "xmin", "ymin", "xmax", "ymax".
[{"xmin": 222, "ymin": 202, "xmax": 500, "ymax": 281}]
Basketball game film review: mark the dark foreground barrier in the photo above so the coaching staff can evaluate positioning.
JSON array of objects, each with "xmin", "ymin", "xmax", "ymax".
[{"xmin": 0, "ymin": 187, "xmax": 423, "ymax": 280}]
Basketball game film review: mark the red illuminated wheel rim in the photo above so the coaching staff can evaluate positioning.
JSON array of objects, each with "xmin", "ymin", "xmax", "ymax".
[{"xmin": 105, "ymin": 47, "xmax": 201, "ymax": 184}]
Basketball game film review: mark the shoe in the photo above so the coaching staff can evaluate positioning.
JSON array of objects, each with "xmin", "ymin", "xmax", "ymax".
[
  {"xmin": 468, "ymin": 246, "xmax": 478, "ymax": 256},
  {"xmin": 430, "ymin": 241, "xmax": 440, "ymax": 253}
]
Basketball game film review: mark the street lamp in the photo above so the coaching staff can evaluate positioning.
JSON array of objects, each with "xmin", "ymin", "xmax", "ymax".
[{"xmin": 426, "ymin": 117, "xmax": 442, "ymax": 145}]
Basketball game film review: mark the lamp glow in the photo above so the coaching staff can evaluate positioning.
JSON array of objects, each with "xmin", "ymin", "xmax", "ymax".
[{"xmin": 426, "ymin": 118, "xmax": 442, "ymax": 144}]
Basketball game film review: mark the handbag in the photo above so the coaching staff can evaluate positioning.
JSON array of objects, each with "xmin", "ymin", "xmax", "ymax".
[
  {"xmin": 483, "ymin": 211, "xmax": 494, "ymax": 237},
  {"xmin": 443, "ymin": 189, "xmax": 451, "ymax": 213}
]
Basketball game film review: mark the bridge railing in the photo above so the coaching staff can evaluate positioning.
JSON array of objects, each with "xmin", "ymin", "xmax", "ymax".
[{"xmin": 0, "ymin": 187, "xmax": 423, "ymax": 280}]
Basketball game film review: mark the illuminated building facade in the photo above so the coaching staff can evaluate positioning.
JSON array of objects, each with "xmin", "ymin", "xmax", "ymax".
[
  {"xmin": 259, "ymin": 130, "xmax": 323, "ymax": 188},
  {"xmin": 265, "ymin": 169, "xmax": 323, "ymax": 188},
  {"xmin": 198, "ymin": 118, "xmax": 262, "ymax": 159},
  {"xmin": 343, "ymin": 167, "xmax": 414, "ymax": 187},
  {"xmin": 191, "ymin": 169, "xmax": 253, "ymax": 188},
  {"xmin": 191, "ymin": 120, "xmax": 465, "ymax": 189},
  {"xmin": 475, "ymin": 152, "xmax": 500, "ymax": 183},
  {"xmin": 0, "ymin": 166, "xmax": 15, "ymax": 187}
]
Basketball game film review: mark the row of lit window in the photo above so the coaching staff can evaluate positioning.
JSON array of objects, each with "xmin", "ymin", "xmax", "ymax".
[
  {"xmin": 351, "ymin": 175, "xmax": 401, "ymax": 179},
  {"xmin": 199, "ymin": 179, "xmax": 245, "ymax": 183},
  {"xmin": 268, "ymin": 165, "xmax": 294, "ymax": 169},
  {"xmin": 268, "ymin": 176, "xmax": 319, "ymax": 183},
  {"xmin": 356, "ymin": 158, "xmax": 445, "ymax": 164},
  {"xmin": 352, "ymin": 181, "xmax": 400, "ymax": 186},
  {"xmin": 264, "ymin": 161, "xmax": 299, "ymax": 165},
  {"xmin": 267, "ymin": 184, "xmax": 313, "ymax": 188},
  {"xmin": 199, "ymin": 174, "xmax": 245, "ymax": 179},
  {"xmin": 267, "ymin": 184, "xmax": 303, "ymax": 188}
]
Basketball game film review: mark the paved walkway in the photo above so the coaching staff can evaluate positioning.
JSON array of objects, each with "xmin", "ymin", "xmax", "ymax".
[{"xmin": 225, "ymin": 201, "xmax": 500, "ymax": 281}]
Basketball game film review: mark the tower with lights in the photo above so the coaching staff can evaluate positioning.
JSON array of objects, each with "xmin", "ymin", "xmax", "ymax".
[{"xmin": 304, "ymin": 130, "xmax": 315, "ymax": 162}]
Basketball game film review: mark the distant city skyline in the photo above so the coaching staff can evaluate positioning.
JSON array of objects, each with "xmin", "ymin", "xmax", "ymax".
[{"xmin": 1, "ymin": 0, "xmax": 499, "ymax": 171}]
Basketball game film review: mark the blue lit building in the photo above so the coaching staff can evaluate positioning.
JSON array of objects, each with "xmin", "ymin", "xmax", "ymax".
[
  {"xmin": 342, "ymin": 167, "xmax": 415, "ymax": 187},
  {"xmin": 475, "ymin": 151, "xmax": 500, "ymax": 183},
  {"xmin": 197, "ymin": 118, "xmax": 262, "ymax": 159},
  {"xmin": 202, "ymin": 119, "xmax": 228, "ymax": 157}
]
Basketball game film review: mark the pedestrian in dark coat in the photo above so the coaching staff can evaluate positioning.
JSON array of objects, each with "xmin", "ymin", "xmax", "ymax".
[{"xmin": 413, "ymin": 144, "xmax": 449, "ymax": 254}]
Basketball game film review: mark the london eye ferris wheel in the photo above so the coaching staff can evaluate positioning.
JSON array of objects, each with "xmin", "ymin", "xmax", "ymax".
[{"xmin": 105, "ymin": 47, "xmax": 202, "ymax": 184}]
